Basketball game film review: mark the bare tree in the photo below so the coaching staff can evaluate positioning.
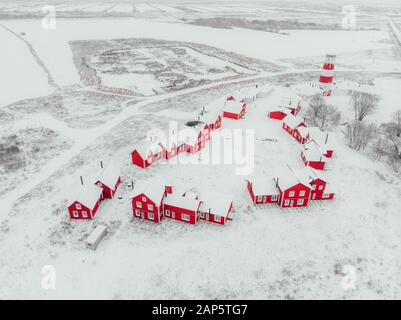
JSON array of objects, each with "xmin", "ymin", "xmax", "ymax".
[
  {"xmin": 349, "ymin": 90, "xmax": 380, "ymax": 122},
  {"xmin": 392, "ymin": 110, "xmax": 401, "ymax": 137},
  {"xmin": 305, "ymin": 94, "xmax": 341, "ymax": 130},
  {"xmin": 382, "ymin": 122, "xmax": 401, "ymax": 159},
  {"xmin": 346, "ymin": 121, "xmax": 376, "ymax": 151}
]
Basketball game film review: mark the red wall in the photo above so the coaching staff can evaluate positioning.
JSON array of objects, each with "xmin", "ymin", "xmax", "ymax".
[
  {"xmin": 68, "ymin": 199, "xmax": 100, "ymax": 220},
  {"xmin": 279, "ymin": 183, "xmax": 310, "ymax": 208},
  {"xmin": 163, "ymin": 203, "xmax": 199, "ymax": 225}
]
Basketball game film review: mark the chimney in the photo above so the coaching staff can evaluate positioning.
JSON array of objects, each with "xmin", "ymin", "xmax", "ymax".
[
  {"xmin": 325, "ymin": 133, "xmax": 328, "ymax": 144},
  {"xmin": 80, "ymin": 176, "xmax": 84, "ymax": 186},
  {"xmin": 100, "ymin": 161, "xmax": 103, "ymax": 169},
  {"xmin": 131, "ymin": 181, "xmax": 134, "ymax": 190}
]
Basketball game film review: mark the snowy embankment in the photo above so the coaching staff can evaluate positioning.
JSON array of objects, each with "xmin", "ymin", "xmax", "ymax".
[{"xmin": 0, "ymin": 24, "xmax": 53, "ymax": 107}]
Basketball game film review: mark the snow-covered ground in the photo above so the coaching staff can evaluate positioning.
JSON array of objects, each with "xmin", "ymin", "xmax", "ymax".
[{"xmin": 1, "ymin": 1, "xmax": 401, "ymax": 300}]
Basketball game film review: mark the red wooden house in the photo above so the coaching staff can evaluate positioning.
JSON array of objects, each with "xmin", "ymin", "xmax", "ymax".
[
  {"xmin": 160, "ymin": 140, "xmax": 179, "ymax": 160},
  {"xmin": 293, "ymin": 126, "xmax": 310, "ymax": 144},
  {"xmin": 299, "ymin": 167, "xmax": 335, "ymax": 201},
  {"xmin": 132, "ymin": 184, "xmax": 167, "ymax": 223},
  {"xmin": 68, "ymin": 185, "xmax": 103, "ymax": 220},
  {"xmin": 274, "ymin": 167, "xmax": 311, "ymax": 208},
  {"xmin": 163, "ymin": 192, "xmax": 202, "ymax": 225},
  {"xmin": 301, "ymin": 145, "xmax": 327, "ymax": 171},
  {"xmin": 246, "ymin": 178, "xmax": 280, "ymax": 204},
  {"xmin": 223, "ymin": 100, "xmax": 246, "ymax": 120},
  {"xmin": 282, "ymin": 114, "xmax": 305, "ymax": 136},
  {"xmin": 198, "ymin": 192, "xmax": 233, "ymax": 225},
  {"xmin": 131, "ymin": 141, "xmax": 164, "ymax": 168},
  {"xmin": 95, "ymin": 163, "xmax": 121, "ymax": 199},
  {"xmin": 305, "ymin": 129, "xmax": 334, "ymax": 158}
]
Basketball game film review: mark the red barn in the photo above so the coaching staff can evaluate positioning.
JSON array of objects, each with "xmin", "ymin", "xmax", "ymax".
[
  {"xmin": 131, "ymin": 141, "xmax": 164, "ymax": 168},
  {"xmin": 282, "ymin": 114, "xmax": 305, "ymax": 136},
  {"xmin": 275, "ymin": 167, "xmax": 311, "ymax": 208},
  {"xmin": 246, "ymin": 178, "xmax": 280, "ymax": 204},
  {"xmin": 301, "ymin": 146, "xmax": 327, "ymax": 171},
  {"xmin": 269, "ymin": 107, "xmax": 290, "ymax": 120},
  {"xmin": 223, "ymin": 100, "xmax": 246, "ymax": 120},
  {"xmin": 299, "ymin": 167, "xmax": 335, "ymax": 201},
  {"xmin": 68, "ymin": 185, "xmax": 103, "ymax": 220},
  {"xmin": 132, "ymin": 184, "xmax": 167, "ymax": 223},
  {"xmin": 198, "ymin": 192, "xmax": 233, "ymax": 225},
  {"xmin": 163, "ymin": 192, "xmax": 201, "ymax": 225},
  {"xmin": 95, "ymin": 164, "xmax": 121, "ymax": 199}
]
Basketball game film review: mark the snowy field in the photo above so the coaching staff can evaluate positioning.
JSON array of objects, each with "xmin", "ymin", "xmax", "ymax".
[{"xmin": 1, "ymin": 1, "xmax": 401, "ymax": 300}]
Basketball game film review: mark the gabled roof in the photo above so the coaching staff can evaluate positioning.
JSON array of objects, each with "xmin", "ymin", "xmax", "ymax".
[
  {"xmin": 282, "ymin": 114, "xmax": 304, "ymax": 129},
  {"xmin": 223, "ymin": 100, "xmax": 245, "ymax": 114},
  {"xmin": 97, "ymin": 163, "xmax": 120, "ymax": 189},
  {"xmin": 198, "ymin": 192, "xmax": 233, "ymax": 218},
  {"xmin": 297, "ymin": 166, "xmax": 328, "ymax": 184},
  {"xmin": 74, "ymin": 185, "xmax": 103, "ymax": 210},
  {"xmin": 296, "ymin": 126, "xmax": 309, "ymax": 138},
  {"xmin": 163, "ymin": 192, "xmax": 201, "ymax": 212},
  {"xmin": 134, "ymin": 140, "xmax": 164, "ymax": 158},
  {"xmin": 249, "ymin": 177, "xmax": 279, "ymax": 196},
  {"xmin": 309, "ymin": 130, "xmax": 335, "ymax": 150},
  {"xmin": 275, "ymin": 166, "xmax": 311, "ymax": 191},
  {"xmin": 302, "ymin": 146, "xmax": 326, "ymax": 162},
  {"xmin": 131, "ymin": 182, "xmax": 166, "ymax": 206}
]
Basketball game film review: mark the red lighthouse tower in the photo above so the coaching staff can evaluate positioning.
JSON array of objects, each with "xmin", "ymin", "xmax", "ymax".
[{"xmin": 319, "ymin": 54, "xmax": 336, "ymax": 96}]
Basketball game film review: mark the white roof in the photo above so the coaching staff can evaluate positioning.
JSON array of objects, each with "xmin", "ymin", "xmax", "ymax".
[
  {"xmin": 223, "ymin": 100, "xmax": 244, "ymax": 114},
  {"xmin": 297, "ymin": 126, "xmax": 309, "ymax": 138},
  {"xmin": 183, "ymin": 191, "xmax": 198, "ymax": 200},
  {"xmin": 86, "ymin": 225, "xmax": 107, "ymax": 245},
  {"xmin": 297, "ymin": 166, "xmax": 327, "ymax": 184},
  {"xmin": 200, "ymin": 99, "xmax": 223, "ymax": 124},
  {"xmin": 282, "ymin": 114, "xmax": 304, "ymax": 129},
  {"xmin": 135, "ymin": 140, "xmax": 164, "ymax": 158},
  {"xmin": 275, "ymin": 166, "xmax": 310, "ymax": 191},
  {"xmin": 97, "ymin": 163, "xmax": 120, "ymax": 189},
  {"xmin": 303, "ymin": 146, "xmax": 326, "ymax": 162},
  {"xmin": 198, "ymin": 192, "xmax": 232, "ymax": 218},
  {"xmin": 270, "ymin": 107, "xmax": 290, "ymax": 115},
  {"xmin": 163, "ymin": 192, "xmax": 201, "ymax": 212},
  {"xmin": 75, "ymin": 185, "xmax": 103, "ymax": 209},
  {"xmin": 131, "ymin": 182, "xmax": 166, "ymax": 205},
  {"xmin": 308, "ymin": 130, "xmax": 335, "ymax": 150},
  {"xmin": 249, "ymin": 177, "xmax": 279, "ymax": 196}
]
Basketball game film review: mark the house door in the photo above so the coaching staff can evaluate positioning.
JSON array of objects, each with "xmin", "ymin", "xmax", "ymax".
[
  {"xmin": 290, "ymin": 200, "xmax": 294, "ymax": 207},
  {"xmin": 205, "ymin": 214, "xmax": 209, "ymax": 221},
  {"xmin": 312, "ymin": 193, "xmax": 316, "ymax": 200},
  {"xmin": 171, "ymin": 212, "xmax": 175, "ymax": 219}
]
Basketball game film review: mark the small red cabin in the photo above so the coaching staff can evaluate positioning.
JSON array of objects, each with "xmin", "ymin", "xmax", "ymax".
[
  {"xmin": 132, "ymin": 184, "xmax": 167, "ymax": 223},
  {"xmin": 95, "ymin": 164, "xmax": 121, "ymax": 199},
  {"xmin": 223, "ymin": 100, "xmax": 246, "ymax": 120},
  {"xmin": 198, "ymin": 192, "xmax": 233, "ymax": 225},
  {"xmin": 299, "ymin": 167, "xmax": 335, "ymax": 201},
  {"xmin": 282, "ymin": 114, "xmax": 305, "ymax": 136},
  {"xmin": 246, "ymin": 178, "xmax": 280, "ymax": 204},
  {"xmin": 305, "ymin": 129, "xmax": 334, "ymax": 158},
  {"xmin": 131, "ymin": 141, "xmax": 164, "ymax": 168},
  {"xmin": 275, "ymin": 167, "xmax": 311, "ymax": 208},
  {"xmin": 163, "ymin": 193, "xmax": 201, "ymax": 225},
  {"xmin": 293, "ymin": 126, "xmax": 310, "ymax": 144},
  {"xmin": 269, "ymin": 108, "xmax": 290, "ymax": 120},
  {"xmin": 68, "ymin": 185, "xmax": 103, "ymax": 220},
  {"xmin": 301, "ymin": 147, "xmax": 327, "ymax": 171}
]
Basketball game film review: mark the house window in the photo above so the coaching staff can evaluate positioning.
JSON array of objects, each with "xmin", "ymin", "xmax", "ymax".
[
  {"xmin": 271, "ymin": 195, "xmax": 278, "ymax": 201},
  {"xmin": 76, "ymin": 203, "xmax": 81, "ymax": 209},
  {"xmin": 73, "ymin": 211, "xmax": 78, "ymax": 218},
  {"xmin": 289, "ymin": 191, "xmax": 295, "ymax": 197},
  {"xmin": 214, "ymin": 215, "xmax": 221, "ymax": 223},
  {"xmin": 171, "ymin": 212, "xmax": 175, "ymax": 219},
  {"xmin": 135, "ymin": 209, "xmax": 140, "ymax": 217},
  {"xmin": 82, "ymin": 211, "xmax": 88, "ymax": 218},
  {"xmin": 257, "ymin": 196, "xmax": 262, "ymax": 202},
  {"xmin": 300, "ymin": 190, "xmax": 305, "ymax": 197},
  {"xmin": 136, "ymin": 201, "xmax": 142, "ymax": 208},
  {"xmin": 147, "ymin": 204, "xmax": 153, "ymax": 211},
  {"xmin": 284, "ymin": 199, "xmax": 290, "ymax": 206},
  {"xmin": 148, "ymin": 213, "xmax": 154, "ymax": 220},
  {"xmin": 263, "ymin": 196, "xmax": 267, "ymax": 203},
  {"xmin": 319, "ymin": 185, "xmax": 324, "ymax": 190},
  {"xmin": 200, "ymin": 212, "xmax": 205, "ymax": 219},
  {"xmin": 142, "ymin": 197, "xmax": 146, "ymax": 202},
  {"xmin": 323, "ymin": 193, "xmax": 328, "ymax": 198},
  {"xmin": 182, "ymin": 214, "xmax": 190, "ymax": 222},
  {"xmin": 165, "ymin": 209, "xmax": 170, "ymax": 217},
  {"xmin": 297, "ymin": 199, "xmax": 304, "ymax": 205}
]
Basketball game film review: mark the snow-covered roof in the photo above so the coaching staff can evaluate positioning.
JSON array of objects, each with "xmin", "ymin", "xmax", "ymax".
[
  {"xmin": 308, "ymin": 130, "xmax": 335, "ymax": 150},
  {"xmin": 249, "ymin": 177, "xmax": 279, "ymax": 196},
  {"xmin": 183, "ymin": 191, "xmax": 198, "ymax": 200},
  {"xmin": 86, "ymin": 225, "xmax": 107, "ymax": 246},
  {"xmin": 163, "ymin": 193, "xmax": 201, "ymax": 212},
  {"xmin": 297, "ymin": 166, "xmax": 327, "ymax": 184},
  {"xmin": 275, "ymin": 166, "xmax": 310, "ymax": 191},
  {"xmin": 282, "ymin": 114, "xmax": 304, "ymax": 129},
  {"xmin": 223, "ymin": 100, "xmax": 245, "ymax": 114},
  {"xmin": 135, "ymin": 140, "xmax": 164, "ymax": 158},
  {"xmin": 74, "ymin": 185, "xmax": 103, "ymax": 209},
  {"xmin": 131, "ymin": 182, "xmax": 166, "ymax": 205},
  {"xmin": 270, "ymin": 107, "xmax": 290, "ymax": 115},
  {"xmin": 297, "ymin": 126, "xmax": 309, "ymax": 138},
  {"xmin": 303, "ymin": 146, "xmax": 326, "ymax": 162},
  {"xmin": 97, "ymin": 163, "xmax": 120, "ymax": 189},
  {"xmin": 198, "ymin": 192, "xmax": 233, "ymax": 218}
]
